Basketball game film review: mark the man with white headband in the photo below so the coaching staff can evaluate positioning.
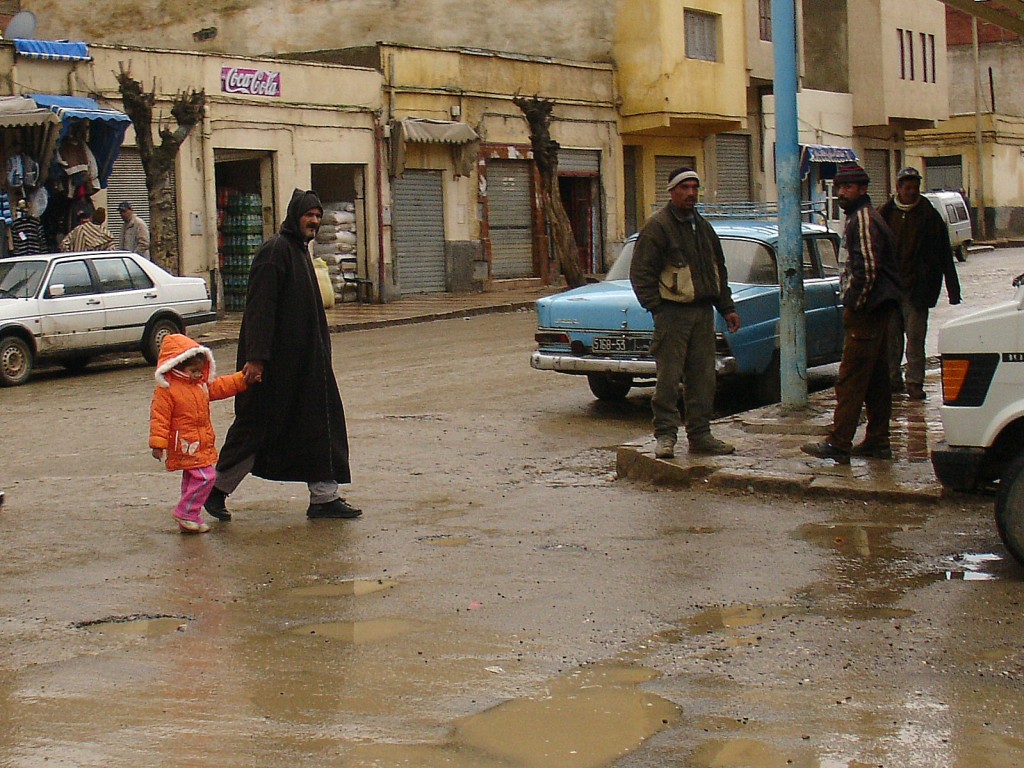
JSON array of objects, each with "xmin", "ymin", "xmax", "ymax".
[{"xmin": 630, "ymin": 166, "xmax": 742, "ymax": 459}]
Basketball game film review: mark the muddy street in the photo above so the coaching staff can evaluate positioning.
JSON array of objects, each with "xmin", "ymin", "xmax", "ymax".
[{"xmin": 1, "ymin": 296, "xmax": 1022, "ymax": 766}]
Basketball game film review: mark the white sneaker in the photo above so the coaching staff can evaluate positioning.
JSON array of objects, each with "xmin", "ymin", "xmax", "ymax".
[
  {"xmin": 175, "ymin": 516, "xmax": 211, "ymax": 534},
  {"xmin": 655, "ymin": 436, "xmax": 676, "ymax": 458}
]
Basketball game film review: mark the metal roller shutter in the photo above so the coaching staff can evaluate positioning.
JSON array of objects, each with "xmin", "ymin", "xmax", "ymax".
[
  {"xmin": 715, "ymin": 134, "xmax": 752, "ymax": 203},
  {"xmin": 558, "ymin": 148, "xmax": 600, "ymax": 174},
  {"xmin": 488, "ymin": 160, "xmax": 534, "ymax": 279},
  {"xmin": 863, "ymin": 149, "xmax": 891, "ymax": 199},
  {"xmin": 924, "ymin": 156, "xmax": 963, "ymax": 191},
  {"xmin": 654, "ymin": 154, "xmax": 697, "ymax": 211},
  {"xmin": 393, "ymin": 169, "xmax": 446, "ymax": 294},
  {"xmin": 105, "ymin": 147, "xmax": 178, "ymax": 250}
]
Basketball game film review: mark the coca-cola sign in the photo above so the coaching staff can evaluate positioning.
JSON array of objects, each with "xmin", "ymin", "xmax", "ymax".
[{"xmin": 220, "ymin": 66, "xmax": 282, "ymax": 97}]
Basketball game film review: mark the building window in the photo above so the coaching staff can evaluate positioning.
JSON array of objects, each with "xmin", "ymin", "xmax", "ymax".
[
  {"xmin": 685, "ymin": 9, "xmax": 718, "ymax": 62},
  {"xmin": 898, "ymin": 28, "xmax": 906, "ymax": 79},
  {"xmin": 758, "ymin": 0, "xmax": 772, "ymax": 41},
  {"xmin": 907, "ymin": 30, "xmax": 915, "ymax": 80},
  {"xmin": 898, "ymin": 28, "xmax": 932, "ymax": 81},
  {"xmin": 929, "ymin": 33, "xmax": 936, "ymax": 83}
]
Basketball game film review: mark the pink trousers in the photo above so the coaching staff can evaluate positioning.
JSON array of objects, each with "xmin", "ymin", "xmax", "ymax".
[{"xmin": 173, "ymin": 466, "xmax": 216, "ymax": 523}]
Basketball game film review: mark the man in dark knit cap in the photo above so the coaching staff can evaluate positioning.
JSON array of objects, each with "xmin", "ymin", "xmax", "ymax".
[
  {"xmin": 878, "ymin": 166, "xmax": 962, "ymax": 400},
  {"xmin": 802, "ymin": 163, "xmax": 901, "ymax": 464},
  {"xmin": 205, "ymin": 189, "xmax": 361, "ymax": 521}
]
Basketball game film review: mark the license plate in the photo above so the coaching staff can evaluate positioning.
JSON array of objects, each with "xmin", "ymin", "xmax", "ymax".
[{"xmin": 592, "ymin": 336, "xmax": 649, "ymax": 353}]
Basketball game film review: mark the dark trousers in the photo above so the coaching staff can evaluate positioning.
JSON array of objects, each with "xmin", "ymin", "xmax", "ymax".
[
  {"xmin": 650, "ymin": 301, "xmax": 716, "ymax": 441},
  {"xmin": 828, "ymin": 305, "xmax": 895, "ymax": 451}
]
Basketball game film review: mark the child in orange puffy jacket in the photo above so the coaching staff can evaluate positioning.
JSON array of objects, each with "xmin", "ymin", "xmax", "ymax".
[{"xmin": 149, "ymin": 334, "xmax": 247, "ymax": 534}]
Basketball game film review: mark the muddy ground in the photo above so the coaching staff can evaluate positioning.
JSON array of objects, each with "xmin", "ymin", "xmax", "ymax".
[{"xmin": 1, "ymin": 252, "xmax": 1023, "ymax": 766}]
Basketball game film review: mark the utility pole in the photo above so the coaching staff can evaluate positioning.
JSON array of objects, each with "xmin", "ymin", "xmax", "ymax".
[
  {"xmin": 772, "ymin": 0, "xmax": 807, "ymax": 408},
  {"xmin": 972, "ymin": 15, "xmax": 988, "ymax": 239}
]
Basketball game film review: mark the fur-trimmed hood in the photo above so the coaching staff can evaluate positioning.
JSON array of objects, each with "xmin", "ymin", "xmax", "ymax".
[{"xmin": 154, "ymin": 334, "xmax": 215, "ymax": 387}]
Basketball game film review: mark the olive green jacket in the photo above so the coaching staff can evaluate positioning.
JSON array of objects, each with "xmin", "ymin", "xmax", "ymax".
[{"xmin": 629, "ymin": 204, "xmax": 735, "ymax": 315}]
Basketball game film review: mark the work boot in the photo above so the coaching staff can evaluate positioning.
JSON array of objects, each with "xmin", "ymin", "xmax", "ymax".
[
  {"xmin": 891, "ymin": 379, "xmax": 906, "ymax": 395},
  {"xmin": 654, "ymin": 436, "xmax": 676, "ymax": 459},
  {"xmin": 204, "ymin": 487, "xmax": 231, "ymax": 521},
  {"xmin": 850, "ymin": 441, "xmax": 893, "ymax": 460},
  {"xmin": 307, "ymin": 498, "xmax": 363, "ymax": 519},
  {"xmin": 689, "ymin": 434, "xmax": 736, "ymax": 455},
  {"xmin": 801, "ymin": 440, "xmax": 851, "ymax": 465},
  {"xmin": 906, "ymin": 383, "xmax": 926, "ymax": 401}
]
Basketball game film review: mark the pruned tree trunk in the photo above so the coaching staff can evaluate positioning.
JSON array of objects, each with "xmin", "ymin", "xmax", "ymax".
[
  {"xmin": 117, "ymin": 63, "xmax": 205, "ymax": 274},
  {"xmin": 512, "ymin": 95, "xmax": 586, "ymax": 289}
]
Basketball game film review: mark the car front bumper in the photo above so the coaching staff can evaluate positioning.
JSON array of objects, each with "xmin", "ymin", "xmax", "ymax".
[
  {"xmin": 931, "ymin": 440, "xmax": 987, "ymax": 492},
  {"xmin": 530, "ymin": 351, "xmax": 738, "ymax": 377}
]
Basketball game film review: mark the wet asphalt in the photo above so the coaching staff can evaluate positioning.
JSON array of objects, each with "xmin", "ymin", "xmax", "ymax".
[{"xmin": 1, "ymin": 248, "xmax": 1022, "ymax": 767}]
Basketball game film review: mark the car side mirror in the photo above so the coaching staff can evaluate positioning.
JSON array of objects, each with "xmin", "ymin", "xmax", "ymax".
[{"xmin": 47, "ymin": 284, "xmax": 65, "ymax": 298}]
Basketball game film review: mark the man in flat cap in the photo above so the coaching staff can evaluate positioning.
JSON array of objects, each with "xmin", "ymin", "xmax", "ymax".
[
  {"xmin": 878, "ymin": 166, "xmax": 961, "ymax": 400},
  {"xmin": 205, "ymin": 189, "xmax": 361, "ymax": 521},
  {"xmin": 803, "ymin": 163, "xmax": 901, "ymax": 463},
  {"xmin": 630, "ymin": 166, "xmax": 741, "ymax": 459}
]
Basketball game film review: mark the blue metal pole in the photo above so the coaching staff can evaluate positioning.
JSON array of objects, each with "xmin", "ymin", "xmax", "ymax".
[{"xmin": 772, "ymin": 0, "xmax": 807, "ymax": 408}]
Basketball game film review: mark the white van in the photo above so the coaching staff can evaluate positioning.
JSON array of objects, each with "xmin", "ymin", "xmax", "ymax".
[
  {"xmin": 923, "ymin": 190, "xmax": 973, "ymax": 262},
  {"xmin": 931, "ymin": 272, "xmax": 1024, "ymax": 564}
]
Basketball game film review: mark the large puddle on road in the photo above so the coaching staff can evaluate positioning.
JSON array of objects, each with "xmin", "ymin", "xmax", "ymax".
[
  {"xmin": 286, "ymin": 618, "xmax": 424, "ymax": 643},
  {"xmin": 76, "ymin": 615, "xmax": 188, "ymax": 637},
  {"xmin": 344, "ymin": 661, "xmax": 679, "ymax": 767},
  {"xmin": 286, "ymin": 578, "xmax": 398, "ymax": 598}
]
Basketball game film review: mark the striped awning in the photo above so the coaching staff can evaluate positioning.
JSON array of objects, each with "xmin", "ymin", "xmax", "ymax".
[
  {"xmin": 14, "ymin": 39, "xmax": 91, "ymax": 62},
  {"xmin": 30, "ymin": 94, "xmax": 131, "ymax": 126}
]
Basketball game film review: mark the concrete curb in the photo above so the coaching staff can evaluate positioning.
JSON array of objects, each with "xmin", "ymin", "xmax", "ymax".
[{"xmin": 616, "ymin": 379, "xmax": 947, "ymax": 505}]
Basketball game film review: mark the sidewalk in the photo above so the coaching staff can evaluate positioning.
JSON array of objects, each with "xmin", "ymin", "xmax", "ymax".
[
  {"xmin": 193, "ymin": 285, "xmax": 558, "ymax": 349},
  {"xmin": 616, "ymin": 371, "xmax": 946, "ymax": 504}
]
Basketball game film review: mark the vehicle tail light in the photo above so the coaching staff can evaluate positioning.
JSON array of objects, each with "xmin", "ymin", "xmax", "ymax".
[
  {"xmin": 941, "ymin": 358, "xmax": 970, "ymax": 403},
  {"xmin": 535, "ymin": 331, "xmax": 569, "ymax": 345}
]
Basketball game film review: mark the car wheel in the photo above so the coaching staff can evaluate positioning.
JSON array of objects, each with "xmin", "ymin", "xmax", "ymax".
[
  {"xmin": 755, "ymin": 353, "xmax": 782, "ymax": 404},
  {"xmin": 955, "ymin": 245, "xmax": 968, "ymax": 263},
  {"xmin": 143, "ymin": 317, "xmax": 182, "ymax": 365},
  {"xmin": 587, "ymin": 373, "xmax": 632, "ymax": 401},
  {"xmin": 995, "ymin": 453, "xmax": 1024, "ymax": 566},
  {"xmin": 60, "ymin": 355, "xmax": 91, "ymax": 373},
  {"xmin": 0, "ymin": 335, "xmax": 33, "ymax": 387}
]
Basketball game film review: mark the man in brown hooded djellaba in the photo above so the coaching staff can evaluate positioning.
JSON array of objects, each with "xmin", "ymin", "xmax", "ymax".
[{"xmin": 205, "ymin": 189, "xmax": 361, "ymax": 521}]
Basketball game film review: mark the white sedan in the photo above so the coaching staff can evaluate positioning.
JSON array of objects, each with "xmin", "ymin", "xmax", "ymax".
[{"xmin": 0, "ymin": 250, "xmax": 216, "ymax": 386}]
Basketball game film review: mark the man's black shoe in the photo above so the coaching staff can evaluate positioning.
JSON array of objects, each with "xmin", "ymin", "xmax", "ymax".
[
  {"xmin": 850, "ymin": 441, "xmax": 893, "ymax": 460},
  {"xmin": 204, "ymin": 487, "xmax": 232, "ymax": 521},
  {"xmin": 307, "ymin": 498, "xmax": 363, "ymax": 519},
  {"xmin": 801, "ymin": 440, "xmax": 851, "ymax": 465}
]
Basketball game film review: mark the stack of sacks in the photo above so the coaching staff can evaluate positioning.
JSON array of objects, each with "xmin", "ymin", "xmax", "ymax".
[{"xmin": 312, "ymin": 202, "xmax": 358, "ymax": 301}]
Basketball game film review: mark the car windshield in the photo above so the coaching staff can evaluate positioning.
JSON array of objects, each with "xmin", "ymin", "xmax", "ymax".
[
  {"xmin": 0, "ymin": 260, "xmax": 46, "ymax": 298},
  {"xmin": 605, "ymin": 237, "xmax": 779, "ymax": 286}
]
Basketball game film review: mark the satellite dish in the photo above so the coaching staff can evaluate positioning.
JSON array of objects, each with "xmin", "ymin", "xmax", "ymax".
[{"xmin": 4, "ymin": 11, "xmax": 38, "ymax": 40}]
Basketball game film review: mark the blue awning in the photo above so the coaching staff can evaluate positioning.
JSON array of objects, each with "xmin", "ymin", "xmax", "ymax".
[
  {"xmin": 800, "ymin": 144, "xmax": 858, "ymax": 180},
  {"xmin": 29, "ymin": 95, "xmax": 131, "ymax": 189},
  {"xmin": 14, "ymin": 39, "xmax": 91, "ymax": 62}
]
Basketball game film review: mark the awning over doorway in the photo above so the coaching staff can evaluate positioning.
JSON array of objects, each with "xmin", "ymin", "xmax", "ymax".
[
  {"xmin": 800, "ymin": 144, "xmax": 858, "ymax": 180},
  {"xmin": 0, "ymin": 96, "xmax": 61, "ymax": 128},
  {"xmin": 398, "ymin": 117, "xmax": 479, "ymax": 145},
  {"xmin": 14, "ymin": 40, "xmax": 91, "ymax": 62},
  {"xmin": 391, "ymin": 117, "xmax": 480, "ymax": 177},
  {"xmin": 29, "ymin": 95, "xmax": 131, "ymax": 188}
]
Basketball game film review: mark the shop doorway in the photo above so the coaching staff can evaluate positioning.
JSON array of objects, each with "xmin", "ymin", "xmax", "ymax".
[
  {"xmin": 311, "ymin": 163, "xmax": 369, "ymax": 303},
  {"xmin": 558, "ymin": 175, "xmax": 597, "ymax": 273},
  {"xmin": 214, "ymin": 150, "xmax": 274, "ymax": 311}
]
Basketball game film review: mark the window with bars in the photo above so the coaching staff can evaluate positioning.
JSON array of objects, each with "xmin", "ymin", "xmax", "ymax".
[
  {"xmin": 758, "ymin": 0, "xmax": 772, "ymax": 41},
  {"xmin": 685, "ymin": 9, "xmax": 719, "ymax": 62},
  {"xmin": 898, "ymin": 28, "xmax": 936, "ymax": 83}
]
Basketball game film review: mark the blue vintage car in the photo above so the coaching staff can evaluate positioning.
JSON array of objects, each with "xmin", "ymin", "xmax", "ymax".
[{"xmin": 531, "ymin": 220, "xmax": 846, "ymax": 402}]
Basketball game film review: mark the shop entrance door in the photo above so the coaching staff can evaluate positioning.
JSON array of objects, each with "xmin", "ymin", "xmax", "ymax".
[{"xmin": 392, "ymin": 169, "xmax": 446, "ymax": 294}]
